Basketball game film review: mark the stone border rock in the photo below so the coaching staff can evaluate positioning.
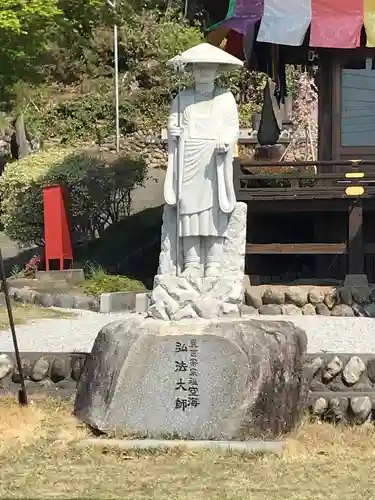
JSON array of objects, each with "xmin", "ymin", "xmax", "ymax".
[
  {"xmin": 0, "ymin": 352, "xmax": 88, "ymax": 398},
  {"xmin": 305, "ymin": 353, "xmax": 375, "ymax": 423},
  {"xmin": 309, "ymin": 394, "xmax": 375, "ymax": 424},
  {"xmin": 11, "ymin": 279, "xmax": 375, "ymax": 317},
  {"xmin": 306, "ymin": 353, "xmax": 375, "ymax": 392},
  {"xmin": 244, "ymin": 284, "xmax": 375, "ymax": 317},
  {"xmin": 2, "ymin": 350, "xmax": 375, "ymax": 426},
  {"xmin": 8, "ymin": 286, "xmax": 99, "ymax": 312},
  {"xmin": 7, "ymin": 286, "xmax": 150, "ymax": 313},
  {"xmin": 35, "ymin": 270, "xmax": 85, "ymax": 284},
  {"xmin": 100, "ymin": 292, "xmax": 150, "ymax": 313}
]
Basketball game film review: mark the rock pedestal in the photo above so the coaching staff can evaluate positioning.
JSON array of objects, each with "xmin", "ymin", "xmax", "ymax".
[
  {"xmin": 148, "ymin": 202, "xmax": 247, "ymax": 320},
  {"xmin": 74, "ymin": 317, "xmax": 308, "ymax": 439}
]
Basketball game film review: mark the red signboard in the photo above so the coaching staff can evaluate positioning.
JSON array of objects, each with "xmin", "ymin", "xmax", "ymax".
[{"xmin": 43, "ymin": 185, "xmax": 73, "ymax": 271}]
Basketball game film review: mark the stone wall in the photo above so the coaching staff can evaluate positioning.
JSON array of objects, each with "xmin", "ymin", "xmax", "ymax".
[
  {"xmin": 0, "ymin": 352, "xmax": 87, "ymax": 398},
  {"xmin": 2, "ymin": 350, "xmax": 375, "ymax": 426},
  {"xmin": 306, "ymin": 353, "xmax": 375, "ymax": 424},
  {"xmin": 99, "ymin": 126, "xmax": 313, "ymax": 171},
  {"xmin": 101, "ymin": 130, "xmax": 167, "ymax": 169},
  {"xmin": 244, "ymin": 284, "xmax": 375, "ymax": 317},
  {"xmin": 7, "ymin": 284, "xmax": 100, "ymax": 312}
]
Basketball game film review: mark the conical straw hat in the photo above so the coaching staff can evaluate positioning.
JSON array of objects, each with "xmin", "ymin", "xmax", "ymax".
[{"xmin": 167, "ymin": 43, "xmax": 243, "ymax": 72}]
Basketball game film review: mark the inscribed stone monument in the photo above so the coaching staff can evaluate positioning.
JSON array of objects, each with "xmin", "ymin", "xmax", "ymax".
[{"xmin": 75, "ymin": 316, "xmax": 308, "ymax": 439}]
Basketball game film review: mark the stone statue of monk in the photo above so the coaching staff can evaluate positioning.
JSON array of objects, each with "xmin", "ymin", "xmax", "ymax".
[{"xmin": 164, "ymin": 47, "xmax": 241, "ymax": 278}]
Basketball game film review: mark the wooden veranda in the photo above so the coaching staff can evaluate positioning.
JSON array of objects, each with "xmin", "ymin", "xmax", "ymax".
[{"xmin": 234, "ymin": 157, "xmax": 375, "ymax": 283}]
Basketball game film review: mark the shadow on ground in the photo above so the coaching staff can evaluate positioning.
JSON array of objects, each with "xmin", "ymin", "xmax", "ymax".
[
  {"xmin": 75, "ymin": 205, "xmax": 163, "ymax": 290},
  {"xmin": 0, "ymin": 205, "xmax": 163, "ymax": 289}
]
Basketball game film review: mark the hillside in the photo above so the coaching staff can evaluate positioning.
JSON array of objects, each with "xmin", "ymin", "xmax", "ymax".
[{"xmin": 0, "ymin": 2, "xmax": 273, "ymax": 162}]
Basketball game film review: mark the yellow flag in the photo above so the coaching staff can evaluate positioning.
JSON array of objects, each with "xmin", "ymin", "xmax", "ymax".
[{"xmin": 364, "ymin": 0, "xmax": 375, "ymax": 47}]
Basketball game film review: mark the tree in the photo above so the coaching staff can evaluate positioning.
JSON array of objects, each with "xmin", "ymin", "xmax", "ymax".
[
  {"xmin": 0, "ymin": 0, "xmax": 117, "ymax": 93},
  {"xmin": 0, "ymin": 0, "xmax": 61, "ymax": 94},
  {"xmin": 0, "ymin": 0, "xmax": 60, "ymax": 32}
]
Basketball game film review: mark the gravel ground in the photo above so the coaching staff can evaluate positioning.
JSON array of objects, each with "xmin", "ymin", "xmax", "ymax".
[
  {"xmin": 261, "ymin": 315, "xmax": 375, "ymax": 353},
  {"xmin": 0, "ymin": 309, "xmax": 126, "ymax": 352},
  {"xmin": 0, "ymin": 311, "xmax": 374, "ymax": 353}
]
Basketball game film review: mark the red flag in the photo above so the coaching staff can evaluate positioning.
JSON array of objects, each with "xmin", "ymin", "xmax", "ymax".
[
  {"xmin": 225, "ymin": 30, "xmax": 246, "ymax": 59},
  {"xmin": 310, "ymin": 0, "xmax": 363, "ymax": 48}
]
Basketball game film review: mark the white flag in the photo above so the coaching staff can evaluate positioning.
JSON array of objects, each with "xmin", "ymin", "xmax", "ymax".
[{"xmin": 257, "ymin": 0, "xmax": 312, "ymax": 46}]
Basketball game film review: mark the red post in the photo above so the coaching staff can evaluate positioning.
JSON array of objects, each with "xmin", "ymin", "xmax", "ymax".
[{"xmin": 43, "ymin": 185, "xmax": 73, "ymax": 271}]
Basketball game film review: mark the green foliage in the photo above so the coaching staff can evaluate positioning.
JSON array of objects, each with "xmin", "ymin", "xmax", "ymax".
[
  {"xmin": 0, "ymin": 0, "xmax": 61, "ymax": 93},
  {"xmin": 37, "ymin": 90, "xmax": 134, "ymax": 143},
  {"xmin": 219, "ymin": 70, "xmax": 267, "ymax": 126},
  {"xmin": 0, "ymin": 148, "xmax": 147, "ymax": 246},
  {"xmin": 12, "ymin": 9, "xmax": 202, "ymax": 142},
  {"xmin": 220, "ymin": 65, "xmax": 302, "ymax": 127},
  {"xmin": 0, "ymin": 0, "xmax": 60, "ymax": 32},
  {"xmin": 1, "ymin": 0, "xmax": 303, "ymax": 147},
  {"xmin": 83, "ymin": 263, "xmax": 146, "ymax": 296},
  {"xmin": 119, "ymin": 10, "xmax": 202, "ymax": 71}
]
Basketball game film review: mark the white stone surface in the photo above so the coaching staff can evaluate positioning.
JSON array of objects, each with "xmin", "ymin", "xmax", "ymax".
[
  {"xmin": 112, "ymin": 334, "xmax": 249, "ymax": 438},
  {"xmin": 135, "ymin": 293, "xmax": 150, "ymax": 313},
  {"xmin": 79, "ymin": 438, "xmax": 285, "ymax": 454},
  {"xmin": 342, "ymin": 356, "xmax": 366, "ymax": 385}
]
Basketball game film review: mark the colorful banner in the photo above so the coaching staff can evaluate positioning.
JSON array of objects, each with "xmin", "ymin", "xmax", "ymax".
[
  {"xmin": 310, "ymin": 0, "xmax": 363, "ymax": 48},
  {"xmin": 206, "ymin": 0, "xmax": 263, "ymax": 35},
  {"xmin": 364, "ymin": 0, "xmax": 375, "ymax": 46},
  {"xmin": 257, "ymin": 0, "xmax": 311, "ymax": 46},
  {"xmin": 224, "ymin": 0, "xmax": 264, "ymax": 34},
  {"xmin": 204, "ymin": 0, "xmax": 375, "ymax": 49}
]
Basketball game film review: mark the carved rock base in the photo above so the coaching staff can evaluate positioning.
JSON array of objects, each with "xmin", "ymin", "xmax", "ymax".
[
  {"xmin": 148, "ymin": 275, "xmax": 243, "ymax": 320},
  {"xmin": 150, "ymin": 202, "xmax": 247, "ymax": 320}
]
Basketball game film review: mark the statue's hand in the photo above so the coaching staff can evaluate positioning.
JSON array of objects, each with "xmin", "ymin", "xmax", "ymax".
[
  {"xmin": 216, "ymin": 140, "xmax": 229, "ymax": 155},
  {"xmin": 169, "ymin": 126, "xmax": 182, "ymax": 140}
]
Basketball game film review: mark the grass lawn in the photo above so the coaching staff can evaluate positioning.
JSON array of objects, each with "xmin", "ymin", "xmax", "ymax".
[
  {"xmin": 0, "ymin": 305, "xmax": 76, "ymax": 330},
  {"xmin": 0, "ymin": 397, "xmax": 374, "ymax": 499}
]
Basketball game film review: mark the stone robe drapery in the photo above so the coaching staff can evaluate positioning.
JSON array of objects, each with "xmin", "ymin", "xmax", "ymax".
[{"xmin": 164, "ymin": 87, "xmax": 239, "ymax": 237}]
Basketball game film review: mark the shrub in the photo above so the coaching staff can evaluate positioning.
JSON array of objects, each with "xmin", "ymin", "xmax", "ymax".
[
  {"xmin": 0, "ymin": 148, "xmax": 147, "ymax": 246},
  {"xmin": 24, "ymin": 254, "xmax": 41, "ymax": 279},
  {"xmin": 83, "ymin": 264, "xmax": 146, "ymax": 296},
  {"xmin": 39, "ymin": 92, "xmax": 136, "ymax": 144}
]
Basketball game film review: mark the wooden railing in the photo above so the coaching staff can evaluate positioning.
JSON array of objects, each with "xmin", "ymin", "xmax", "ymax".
[{"xmin": 234, "ymin": 159, "xmax": 375, "ymax": 201}]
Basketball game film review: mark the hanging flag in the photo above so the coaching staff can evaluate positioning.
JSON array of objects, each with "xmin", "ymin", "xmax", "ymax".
[
  {"xmin": 225, "ymin": 30, "xmax": 246, "ymax": 59},
  {"xmin": 310, "ymin": 0, "xmax": 363, "ymax": 48},
  {"xmin": 364, "ymin": 0, "xmax": 375, "ymax": 46},
  {"xmin": 204, "ymin": 0, "xmax": 264, "ymax": 36},
  {"xmin": 257, "ymin": 0, "xmax": 311, "ymax": 46}
]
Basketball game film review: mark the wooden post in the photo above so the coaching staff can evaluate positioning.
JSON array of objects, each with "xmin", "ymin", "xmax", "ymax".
[{"xmin": 347, "ymin": 202, "xmax": 364, "ymax": 275}]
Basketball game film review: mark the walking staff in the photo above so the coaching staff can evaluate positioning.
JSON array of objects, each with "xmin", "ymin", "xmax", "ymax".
[
  {"xmin": 171, "ymin": 59, "xmax": 186, "ymax": 277},
  {"xmin": 0, "ymin": 249, "xmax": 28, "ymax": 405}
]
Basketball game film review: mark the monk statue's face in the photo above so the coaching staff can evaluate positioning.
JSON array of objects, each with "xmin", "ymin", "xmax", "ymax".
[{"xmin": 192, "ymin": 64, "xmax": 218, "ymax": 85}]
